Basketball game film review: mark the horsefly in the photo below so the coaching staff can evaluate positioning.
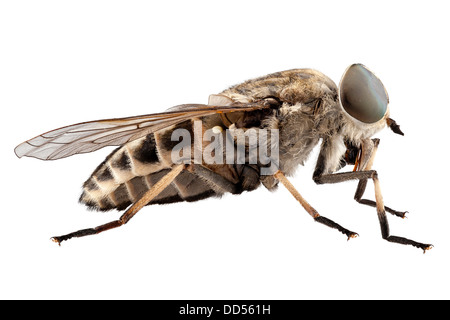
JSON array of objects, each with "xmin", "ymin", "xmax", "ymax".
[{"xmin": 15, "ymin": 64, "xmax": 432, "ymax": 252}]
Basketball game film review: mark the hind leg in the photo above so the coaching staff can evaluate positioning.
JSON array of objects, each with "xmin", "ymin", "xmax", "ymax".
[{"xmin": 52, "ymin": 164, "xmax": 185, "ymax": 245}]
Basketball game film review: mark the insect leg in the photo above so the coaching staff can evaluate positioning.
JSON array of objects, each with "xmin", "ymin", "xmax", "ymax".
[
  {"xmin": 189, "ymin": 164, "xmax": 239, "ymax": 194},
  {"xmin": 352, "ymin": 139, "xmax": 406, "ymax": 218},
  {"xmin": 274, "ymin": 170, "xmax": 358, "ymax": 240},
  {"xmin": 314, "ymin": 169, "xmax": 432, "ymax": 252},
  {"xmin": 51, "ymin": 164, "xmax": 185, "ymax": 245},
  {"xmin": 354, "ymin": 178, "xmax": 407, "ymax": 218}
]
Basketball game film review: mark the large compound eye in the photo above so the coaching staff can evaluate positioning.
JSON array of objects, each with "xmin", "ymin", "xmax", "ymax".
[{"xmin": 339, "ymin": 64, "xmax": 388, "ymax": 123}]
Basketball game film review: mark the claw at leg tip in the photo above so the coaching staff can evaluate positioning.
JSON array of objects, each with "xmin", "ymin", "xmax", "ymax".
[
  {"xmin": 423, "ymin": 245, "xmax": 433, "ymax": 254},
  {"xmin": 51, "ymin": 237, "xmax": 61, "ymax": 246},
  {"xmin": 347, "ymin": 233, "xmax": 359, "ymax": 241}
]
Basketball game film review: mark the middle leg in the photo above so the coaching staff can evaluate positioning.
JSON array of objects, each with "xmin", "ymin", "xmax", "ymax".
[{"xmin": 274, "ymin": 170, "xmax": 358, "ymax": 240}]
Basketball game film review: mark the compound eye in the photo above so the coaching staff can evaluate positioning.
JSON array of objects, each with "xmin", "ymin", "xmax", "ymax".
[{"xmin": 339, "ymin": 64, "xmax": 388, "ymax": 123}]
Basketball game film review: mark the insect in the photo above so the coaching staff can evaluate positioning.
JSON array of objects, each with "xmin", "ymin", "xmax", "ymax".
[{"xmin": 15, "ymin": 64, "xmax": 432, "ymax": 252}]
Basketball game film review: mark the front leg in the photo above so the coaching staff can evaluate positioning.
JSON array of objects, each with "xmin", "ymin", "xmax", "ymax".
[
  {"xmin": 354, "ymin": 179, "xmax": 407, "ymax": 218},
  {"xmin": 313, "ymin": 137, "xmax": 432, "ymax": 252},
  {"xmin": 339, "ymin": 138, "xmax": 406, "ymax": 217},
  {"xmin": 354, "ymin": 139, "xmax": 406, "ymax": 218}
]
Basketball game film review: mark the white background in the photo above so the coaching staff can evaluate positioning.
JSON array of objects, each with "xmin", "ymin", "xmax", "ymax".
[{"xmin": 1, "ymin": 1, "xmax": 449, "ymax": 300}]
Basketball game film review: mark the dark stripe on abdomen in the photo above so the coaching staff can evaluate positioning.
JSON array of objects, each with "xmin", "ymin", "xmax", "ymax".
[{"xmin": 133, "ymin": 134, "xmax": 159, "ymax": 164}]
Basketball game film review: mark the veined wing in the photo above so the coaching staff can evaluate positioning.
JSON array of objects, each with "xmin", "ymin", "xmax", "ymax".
[{"xmin": 14, "ymin": 103, "xmax": 268, "ymax": 161}]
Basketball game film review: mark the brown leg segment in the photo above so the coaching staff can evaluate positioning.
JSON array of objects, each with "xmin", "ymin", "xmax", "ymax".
[
  {"xmin": 52, "ymin": 164, "xmax": 185, "ymax": 245},
  {"xmin": 274, "ymin": 170, "xmax": 358, "ymax": 240}
]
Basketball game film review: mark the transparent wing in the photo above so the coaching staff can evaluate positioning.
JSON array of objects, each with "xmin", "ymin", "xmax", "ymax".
[{"xmin": 15, "ymin": 103, "xmax": 268, "ymax": 160}]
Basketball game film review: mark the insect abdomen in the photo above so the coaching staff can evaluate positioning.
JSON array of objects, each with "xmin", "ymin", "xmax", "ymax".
[{"xmin": 79, "ymin": 128, "xmax": 218, "ymax": 211}]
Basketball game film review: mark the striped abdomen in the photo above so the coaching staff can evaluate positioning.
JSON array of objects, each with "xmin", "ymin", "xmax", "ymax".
[{"xmin": 79, "ymin": 118, "xmax": 261, "ymax": 211}]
